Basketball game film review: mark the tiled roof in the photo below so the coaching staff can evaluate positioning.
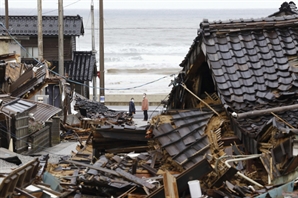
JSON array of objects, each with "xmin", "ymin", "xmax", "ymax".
[
  {"xmin": 179, "ymin": 2, "xmax": 298, "ymax": 136},
  {"xmin": 0, "ymin": 15, "xmax": 84, "ymax": 36},
  {"xmin": 66, "ymin": 51, "xmax": 95, "ymax": 82},
  {"xmin": 153, "ymin": 110, "xmax": 213, "ymax": 169}
]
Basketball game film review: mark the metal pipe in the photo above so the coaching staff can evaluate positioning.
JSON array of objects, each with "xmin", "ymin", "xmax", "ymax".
[
  {"xmin": 224, "ymin": 154, "xmax": 263, "ymax": 188},
  {"xmin": 236, "ymin": 103, "xmax": 298, "ymax": 119}
]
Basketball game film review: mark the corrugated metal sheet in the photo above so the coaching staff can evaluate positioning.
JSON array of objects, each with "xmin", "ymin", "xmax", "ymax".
[
  {"xmin": 67, "ymin": 51, "xmax": 95, "ymax": 81},
  {"xmin": 153, "ymin": 110, "xmax": 213, "ymax": 169},
  {"xmin": 0, "ymin": 95, "xmax": 61, "ymax": 122},
  {"xmin": 1, "ymin": 98, "xmax": 36, "ymax": 114},
  {"xmin": 0, "ymin": 15, "xmax": 84, "ymax": 36}
]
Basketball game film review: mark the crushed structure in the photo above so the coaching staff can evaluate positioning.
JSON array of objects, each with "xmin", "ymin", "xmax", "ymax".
[{"xmin": 3, "ymin": 1, "xmax": 298, "ymax": 198}]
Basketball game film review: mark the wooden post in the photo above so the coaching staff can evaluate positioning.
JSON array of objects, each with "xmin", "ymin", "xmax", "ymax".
[
  {"xmin": 91, "ymin": 1, "xmax": 97, "ymax": 101},
  {"xmin": 5, "ymin": 0, "xmax": 8, "ymax": 29},
  {"xmin": 38, "ymin": 0, "xmax": 43, "ymax": 62},
  {"xmin": 58, "ymin": 0, "xmax": 64, "ymax": 76},
  {"xmin": 99, "ymin": 0, "xmax": 105, "ymax": 103},
  {"xmin": 163, "ymin": 170, "xmax": 179, "ymax": 198}
]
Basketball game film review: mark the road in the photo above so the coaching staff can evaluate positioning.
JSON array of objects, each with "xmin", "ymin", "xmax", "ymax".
[{"xmin": 107, "ymin": 105, "xmax": 164, "ymax": 120}]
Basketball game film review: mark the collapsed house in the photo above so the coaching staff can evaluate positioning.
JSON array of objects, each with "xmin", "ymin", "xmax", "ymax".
[
  {"xmin": 4, "ymin": 2, "xmax": 298, "ymax": 198},
  {"xmin": 149, "ymin": 1, "xmax": 298, "ymax": 197}
]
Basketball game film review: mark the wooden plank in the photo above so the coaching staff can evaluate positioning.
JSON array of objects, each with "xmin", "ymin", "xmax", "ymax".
[
  {"xmin": 115, "ymin": 168, "xmax": 155, "ymax": 190},
  {"xmin": 163, "ymin": 170, "xmax": 178, "ymax": 198},
  {"xmin": 65, "ymin": 159, "xmax": 119, "ymax": 176}
]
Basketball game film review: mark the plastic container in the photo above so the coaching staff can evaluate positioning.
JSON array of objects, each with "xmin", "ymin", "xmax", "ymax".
[{"xmin": 188, "ymin": 180, "xmax": 202, "ymax": 198}]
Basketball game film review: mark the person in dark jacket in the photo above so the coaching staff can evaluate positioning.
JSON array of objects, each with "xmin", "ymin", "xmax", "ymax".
[{"xmin": 129, "ymin": 98, "xmax": 136, "ymax": 116}]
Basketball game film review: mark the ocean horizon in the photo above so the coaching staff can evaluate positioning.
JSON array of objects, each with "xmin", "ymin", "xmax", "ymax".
[{"xmin": 5, "ymin": 8, "xmax": 278, "ymax": 94}]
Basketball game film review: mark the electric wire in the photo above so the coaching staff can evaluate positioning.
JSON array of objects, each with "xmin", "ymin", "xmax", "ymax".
[
  {"xmin": 42, "ymin": 0, "xmax": 83, "ymax": 15},
  {"xmin": 0, "ymin": 22, "xmax": 177, "ymax": 91}
]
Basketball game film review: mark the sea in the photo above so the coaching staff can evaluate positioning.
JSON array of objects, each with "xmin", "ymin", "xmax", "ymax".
[{"xmin": 9, "ymin": 8, "xmax": 277, "ymax": 95}]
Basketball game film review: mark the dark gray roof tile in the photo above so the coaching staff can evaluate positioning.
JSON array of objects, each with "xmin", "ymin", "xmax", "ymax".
[
  {"xmin": 210, "ymin": 60, "xmax": 222, "ymax": 69},
  {"xmin": 278, "ymin": 76, "xmax": 293, "ymax": 84},
  {"xmin": 265, "ymin": 80, "xmax": 279, "ymax": 88},
  {"xmin": 278, "ymin": 84, "xmax": 292, "ymax": 91},
  {"xmin": 250, "ymin": 62, "xmax": 262, "ymax": 69},
  {"xmin": 256, "ymin": 91, "xmax": 267, "ymax": 98},
  {"xmin": 0, "ymin": 15, "xmax": 84, "ymax": 36},
  {"xmin": 248, "ymin": 54, "xmax": 260, "ymax": 63},
  {"xmin": 260, "ymin": 52, "xmax": 272, "ymax": 59},
  {"xmin": 244, "ymin": 93, "xmax": 256, "ymax": 101},
  {"xmin": 276, "ymin": 57, "xmax": 288, "ymax": 64},
  {"xmin": 230, "ymin": 80, "xmax": 241, "ymax": 88},
  {"xmin": 247, "ymin": 48, "xmax": 258, "ymax": 56},
  {"xmin": 233, "ymin": 49, "xmax": 245, "ymax": 57},
  {"xmin": 244, "ymin": 40, "xmax": 256, "ymax": 49},
  {"xmin": 231, "ymin": 42, "xmax": 242, "ymax": 51},
  {"xmin": 225, "ymin": 65, "xmax": 237, "ymax": 74},
  {"xmin": 257, "ymin": 39, "xmax": 268, "ymax": 47},
  {"xmin": 232, "ymin": 87, "xmax": 243, "ymax": 95},
  {"xmin": 213, "ymin": 68, "xmax": 225, "ymax": 76},
  {"xmin": 255, "ymin": 83, "xmax": 267, "ymax": 91},
  {"xmin": 270, "ymin": 38, "xmax": 281, "ymax": 45},
  {"xmin": 272, "ymin": 44, "xmax": 283, "ymax": 51},
  {"xmin": 263, "ymin": 59, "xmax": 275, "ymax": 66},
  {"xmin": 218, "ymin": 43, "xmax": 230, "ymax": 52},
  {"xmin": 217, "ymin": 81, "xmax": 231, "ymax": 89},
  {"xmin": 283, "ymin": 42, "xmax": 296, "ymax": 50},
  {"xmin": 215, "ymin": 36, "xmax": 228, "ymax": 44},
  {"xmin": 207, "ymin": 53, "xmax": 220, "ymax": 61},
  {"xmin": 277, "ymin": 70, "xmax": 290, "ymax": 77},
  {"xmin": 243, "ymin": 78, "xmax": 254, "ymax": 86},
  {"xmin": 284, "ymin": 48, "xmax": 297, "ymax": 55},
  {"xmin": 274, "ymin": 50, "xmax": 284, "ymax": 57},
  {"xmin": 228, "ymin": 73, "xmax": 241, "ymax": 81},
  {"xmin": 278, "ymin": 63, "xmax": 289, "ymax": 70},
  {"xmin": 253, "ymin": 68, "xmax": 265, "ymax": 76},
  {"xmin": 240, "ymin": 70, "xmax": 253, "ymax": 79},
  {"xmin": 229, "ymin": 35, "xmax": 241, "ymax": 43},
  {"xmin": 205, "ymin": 45, "xmax": 217, "ymax": 54},
  {"xmin": 264, "ymin": 92, "xmax": 275, "ymax": 100},
  {"xmin": 221, "ymin": 51, "xmax": 233, "ymax": 59},
  {"xmin": 223, "ymin": 58, "xmax": 235, "ymax": 66},
  {"xmin": 231, "ymin": 94, "xmax": 244, "ymax": 103},
  {"xmin": 264, "ymin": 73, "xmax": 278, "ymax": 81}
]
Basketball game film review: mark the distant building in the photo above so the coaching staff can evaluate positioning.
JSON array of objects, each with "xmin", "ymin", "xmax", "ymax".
[{"xmin": 0, "ymin": 15, "xmax": 96, "ymax": 100}]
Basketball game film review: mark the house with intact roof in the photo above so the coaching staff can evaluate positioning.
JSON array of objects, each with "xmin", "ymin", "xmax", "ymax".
[{"xmin": 0, "ymin": 15, "xmax": 95, "ymax": 99}]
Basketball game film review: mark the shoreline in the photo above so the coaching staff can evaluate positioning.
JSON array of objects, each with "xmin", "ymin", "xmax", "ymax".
[{"xmin": 90, "ymin": 93, "xmax": 168, "ymax": 106}]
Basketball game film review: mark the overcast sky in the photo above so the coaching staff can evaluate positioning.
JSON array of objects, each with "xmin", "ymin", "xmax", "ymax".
[{"xmin": 0, "ymin": 0, "xmax": 288, "ymax": 10}]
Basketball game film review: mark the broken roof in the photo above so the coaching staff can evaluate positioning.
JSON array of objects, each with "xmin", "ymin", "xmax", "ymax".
[
  {"xmin": 0, "ymin": 95, "xmax": 61, "ymax": 121},
  {"xmin": 178, "ymin": 2, "xmax": 298, "ymax": 137},
  {"xmin": 0, "ymin": 15, "xmax": 84, "ymax": 36}
]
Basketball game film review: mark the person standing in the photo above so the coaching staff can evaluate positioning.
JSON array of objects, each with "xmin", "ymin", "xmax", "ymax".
[
  {"xmin": 129, "ymin": 98, "xmax": 136, "ymax": 117},
  {"xmin": 142, "ymin": 93, "xmax": 149, "ymax": 121}
]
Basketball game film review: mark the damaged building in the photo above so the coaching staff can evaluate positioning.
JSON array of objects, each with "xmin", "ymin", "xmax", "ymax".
[
  {"xmin": 152, "ymin": 1, "xmax": 298, "ymax": 197},
  {"xmin": 4, "ymin": 1, "xmax": 298, "ymax": 198}
]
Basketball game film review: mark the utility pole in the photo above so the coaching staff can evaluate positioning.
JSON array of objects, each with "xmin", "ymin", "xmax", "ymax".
[
  {"xmin": 5, "ymin": 0, "xmax": 8, "ymax": 29},
  {"xmin": 38, "ymin": 0, "xmax": 43, "ymax": 62},
  {"xmin": 99, "ymin": 0, "xmax": 105, "ymax": 103},
  {"xmin": 91, "ymin": 1, "xmax": 97, "ymax": 101},
  {"xmin": 58, "ymin": 0, "xmax": 64, "ymax": 76}
]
